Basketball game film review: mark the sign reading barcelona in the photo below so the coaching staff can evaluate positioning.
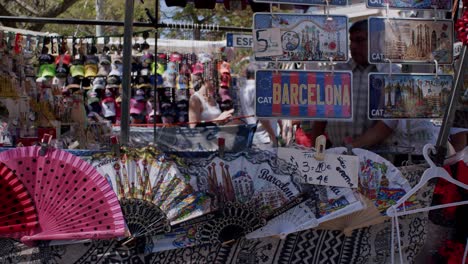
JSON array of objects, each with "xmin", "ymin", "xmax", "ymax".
[{"xmin": 256, "ymin": 70, "xmax": 353, "ymax": 120}]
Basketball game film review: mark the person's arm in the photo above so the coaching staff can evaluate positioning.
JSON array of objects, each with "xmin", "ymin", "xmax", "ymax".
[
  {"xmin": 188, "ymin": 96, "xmax": 202, "ymax": 128},
  {"xmin": 350, "ymin": 121, "xmax": 394, "ymax": 148}
]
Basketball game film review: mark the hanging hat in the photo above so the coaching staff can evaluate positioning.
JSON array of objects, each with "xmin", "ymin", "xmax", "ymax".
[
  {"xmin": 109, "ymin": 64, "xmax": 122, "ymax": 77},
  {"xmin": 179, "ymin": 63, "xmax": 191, "ymax": 76},
  {"xmin": 156, "ymin": 62, "xmax": 165, "ymax": 75},
  {"xmin": 104, "ymin": 89, "xmax": 114, "ymax": 97},
  {"xmin": 84, "ymin": 64, "xmax": 98, "ymax": 78},
  {"xmin": 39, "ymin": 54, "xmax": 54, "ymax": 65},
  {"xmin": 99, "ymin": 54, "xmax": 111, "ymax": 65},
  {"xmin": 141, "ymin": 53, "xmax": 154, "ymax": 65},
  {"xmin": 97, "ymin": 64, "xmax": 111, "ymax": 77},
  {"xmin": 93, "ymin": 77, "xmax": 106, "ymax": 90},
  {"xmin": 192, "ymin": 62, "xmax": 204, "ymax": 75},
  {"xmin": 111, "ymin": 52, "xmax": 123, "ymax": 64},
  {"xmin": 40, "ymin": 64, "xmax": 56, "ymax": 78},
  {"xmin": 198, "ymin": 52, "xmax": 212, "ymax": 64},
  {"xmin": 55, "ymin": 64, "xmax": 69, "ymax": 78},
  {"xmin": 157, "ymin": 53, "xmax": 167, "ymax": 62},
  {"xmin": 85, "ymin": 54, "xmax": 99, "ymax": 65},
  {"xmin": 70, "ymin": 64, "xmax": 85, "ymax": 78},
  {"xmin": 54, "ymin": 53, "xmax": 72, "ymax": 66},
  {"xmin": 169, "ymin": 52, "xmax": 182, "ymax": 63},
  {"xmin": 72, "ymin": 54, "xmax": 85, "ymax": 65}
]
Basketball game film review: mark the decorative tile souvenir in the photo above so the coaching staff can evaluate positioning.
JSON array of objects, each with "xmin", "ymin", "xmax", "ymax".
[
  {"xmin": 367, "ymin": 0, "xmax": 451, "ymax": 10},
  {"xmin": 368, "ymin": 73, "xmax": 453, "ymax": 119},
  {"xmin": 368, "ymin": 17, "xmax": 454, "ymax": 64},
  {"xmin": 254, "ymin": 13, "xmax": 348, "ymax": 62},
  {"xmin": 256, "ymin": 70, "xmax": 353, "ymax": 120}
]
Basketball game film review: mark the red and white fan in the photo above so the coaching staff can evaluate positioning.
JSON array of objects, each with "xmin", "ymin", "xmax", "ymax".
[
  {"xmin": 0, "ymin": 145, "xmax": 126, "ymax": 245},
  {"xmin": 0, "ymin": 162, "xmax": 38, "ymax": 238}
]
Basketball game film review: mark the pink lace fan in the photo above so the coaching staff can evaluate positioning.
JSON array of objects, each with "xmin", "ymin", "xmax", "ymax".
[
  {"xmin": 0, "ymin": 146, "xmax": 126, "ymax": 245},
  {"xmin": 0, "ymin": 162, "xmax": 39, "ymax": 238}
]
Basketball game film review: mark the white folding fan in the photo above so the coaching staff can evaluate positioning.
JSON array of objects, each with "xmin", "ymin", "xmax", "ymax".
[
  {"xmin": 244, "ymin": 195, "xmax": 319, "ymax": 240},
  {"xmin": 91, "ymin": 146, "xmax": 214, "ymax": 241},
  {"xmin": 0, "ymin": 146, "xmax": 126, "ymax": 246}
]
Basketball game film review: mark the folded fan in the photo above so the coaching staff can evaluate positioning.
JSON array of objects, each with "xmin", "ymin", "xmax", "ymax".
[
  {"xmin": 0, "ymin": 162, "xmax": 38, "ymax": 238},
  {"xmin": 0, "ymin": 146, "xmax": 126, "ymax": 245}
]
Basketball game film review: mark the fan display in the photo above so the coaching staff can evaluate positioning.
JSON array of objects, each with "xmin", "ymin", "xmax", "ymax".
[
  {"xmin": 0, "ymin": 162, "xmax": 39, "ymax": 238},
  {"xmin": 0, "ymin": 146, "xmax": 126, "ymax": 245},
  {"xmin": 145, "ymin": 149, "xmax": 304, "ymax": 250},
  {"xmin": 352, "ymin": 148, "xmax": 413, "ymax": 214},
  {"xmin": 90, "ymin": 147, "xmax": 214, "ymax": 240}
]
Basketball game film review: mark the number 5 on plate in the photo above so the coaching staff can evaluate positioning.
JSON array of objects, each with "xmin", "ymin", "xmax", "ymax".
[{"xmin": 253, "ymin": 28, "xmax": 283, "ymax": 58}]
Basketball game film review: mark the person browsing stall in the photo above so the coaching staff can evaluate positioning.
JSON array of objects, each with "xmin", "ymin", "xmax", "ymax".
[{"xmin": 188, "ymin": 75, "xmax": 234, "ymax": 128}]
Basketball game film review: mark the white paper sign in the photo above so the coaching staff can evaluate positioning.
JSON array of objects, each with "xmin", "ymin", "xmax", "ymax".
[
  {"xmin": 253, "ymin": 28, "xmax": 283, "ymax": 57},
  {"xmin": 278, "ymin": 147, "xmax": 359, "ymax": 188}
]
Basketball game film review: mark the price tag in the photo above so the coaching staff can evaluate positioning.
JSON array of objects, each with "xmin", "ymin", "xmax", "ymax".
[
  {"xmin": 253, "ymin": 28, "xmax": 283, "ymax": 58},
  {"xmin": 278, "ymin": 147, "xmax": 359, "ymax": 188}
]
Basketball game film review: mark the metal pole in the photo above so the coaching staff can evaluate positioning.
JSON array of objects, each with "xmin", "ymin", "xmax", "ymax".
[
  {"xmin": 120, "ymin": 0, "xmax": 135, "ymax": 145},
  {"xmin": 95, "ymin": 0, "xmax": 104, "ymax": 36},
  {"xmin": 435, "ymin": 45, "xmax": 467, "ymax": 164},
  {"xmin": 153, "ymin": 0, "xmax": 159, "ymax": 144}
]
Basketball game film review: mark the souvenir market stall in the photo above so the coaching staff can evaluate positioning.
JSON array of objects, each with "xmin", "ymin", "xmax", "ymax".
[{"xmin": 0, "ymin": 0, "xmax": 467, "ymax": 263}]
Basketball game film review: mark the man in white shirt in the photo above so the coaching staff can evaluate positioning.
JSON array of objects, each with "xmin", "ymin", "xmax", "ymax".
[{"xmin": 240, "ymin": 63, "xmax": 277, "ymax": 146}]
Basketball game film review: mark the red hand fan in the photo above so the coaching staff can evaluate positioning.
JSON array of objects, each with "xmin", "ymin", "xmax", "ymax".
[
  {"xmin": 0, "ymin": 162, "xmax": 39, "ymax": 237},
  {"xmin": 0, "ymin": 146, "xmax": 126, "ymax": 245}
]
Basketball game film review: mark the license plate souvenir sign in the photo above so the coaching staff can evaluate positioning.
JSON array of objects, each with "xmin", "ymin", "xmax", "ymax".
[
  {"xmin": 256, "ymin": 70, "xmax": 353, "ymax": 120},
  {"xmin": 253, "ymin": 14, "xmax": 348, "ymax": 62},
  {"xmin": 368, "ymin": 73, "xmax": 453, "ymax": 119},
  {"xmin": 367, "ymin": 0, "xmax": 451, "ymax": 10},
  {"xmin": 368, "ymin": 17, "xmax": 453, "ymax": 64},
  {"xmin": 253, "ymin": 0, "xmax": 347, "ymax": 6}
]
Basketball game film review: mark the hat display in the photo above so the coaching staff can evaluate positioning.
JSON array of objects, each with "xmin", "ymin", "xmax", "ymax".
[
  {"xmin": 111, "ymin": 53, "xmax": 123, "ymax": 64},
  {"xmin": 130, "ymin": 98, "xmax": 146, "ymax": 114},
  {"xmin": 85, "ymin": 54, "xmax": 99, "ymax": 65},
  {"xmin": 156, "ymin": 62, "xmax": 165, "ymax": 75},
  {"xmin": 55, "ymin": 54, "xmax": 72, "ymax": 66},
  {"xmin": 56, "ymin": 65, "xmax": 69, "ymax": 78},
  {"xmin": 40, "ymin": 64, "xmax": 56, "ymax": 78},
  {"xmin": 109, "ymin": 64, "xmax": 122, "ymax": 77},
  {"xmin": 84, "ymin": 64, "xmax": 98, "ymax": 78},
  {"xmin": 38, "ymin": 54, "xmax": 54, "ymax": 65},
  {"xmin": 176, "ymin": 74, "xmax": 190, "ymax": 90},
  {"xmin": 70, "ymin": 64, "xmax": 85, "ymax": 78},
  {"xmin": 97, "ymin": 64, "xmax": 111, "ymax": 77},
  {"xmin": 192, "ymin": 62, "xmax": 204, "ymax": 75},
  {"xmin": 99, "ymin": 54, "xmax": 111, "ymax": 65},
  {"xmin": 93, "ymin": 77, "xmax": 106, "ymax": 90},
  {"xmin": 169, "ymin": 52, "xmax": 182, "ymax": 63},
  {"xmin": 198, "ymin": 52, "xmax": 212, "ymax": 64},
  {"xmin": 141, "ymin": 53, "xmax": 154, "ymax": 65}
]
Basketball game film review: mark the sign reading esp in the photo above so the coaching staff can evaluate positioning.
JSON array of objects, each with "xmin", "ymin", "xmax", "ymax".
[{"xmin": 226, "ymin": 33, "xmax": 253, "ymax": 48}]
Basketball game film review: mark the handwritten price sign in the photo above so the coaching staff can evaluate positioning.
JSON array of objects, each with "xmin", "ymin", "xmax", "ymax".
[{"xmin": 278, "ymin": 147, "xmax": 359, "ymax": 188}]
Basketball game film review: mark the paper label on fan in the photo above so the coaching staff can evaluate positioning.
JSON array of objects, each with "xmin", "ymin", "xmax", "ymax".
[
  {"xmin": 253, "ymin": 28, "xmax": 283, "ymax": 57},
  {"xmin": 278, "ymin": 147, "xmax": 358, "ymax": 188}
]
